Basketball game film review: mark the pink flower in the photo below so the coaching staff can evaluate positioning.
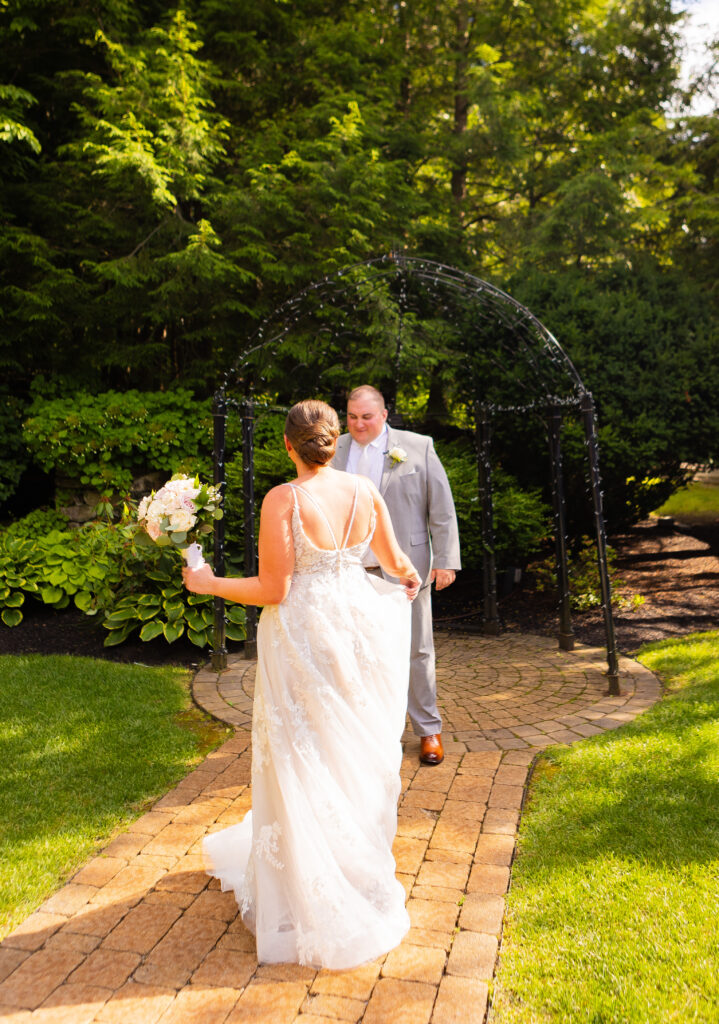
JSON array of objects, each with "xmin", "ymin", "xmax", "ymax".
[{"xmin": 146, "ymin": 520, "xmax": 162, "ymax": 541}]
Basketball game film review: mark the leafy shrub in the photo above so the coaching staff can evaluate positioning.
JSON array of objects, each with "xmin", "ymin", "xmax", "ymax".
[
  {"xmin": 528, "ymin": 537, "xmax": 644, "ymax": 612},
  {"xmin": 492, "ymin": 474, "xmax": 553, "ymax": 567},
  {"xmin": 3, "ymin": 506, "xmax": 70, "ymax": 538},
  {"xmin": 509, "ymin": 261, "xmax": 719, "ymax": 530},
  {"xmin": 435, "ymin": 438, "xmax": 551, "ymax": 570},
  {"xmin": 224, "ymin": 409, "xmax": 292, "ymax": 567},
  {"xmin": 552, "ymin": 418, "xmax": 685, "ymax": 535},
  {"xmin": 22, "ymin": 389, "xmax": 213, "ymax": 504},
  {"xmin": 0, "ymin": 510, "xmax": 245, "ymax": 647},
  {"xmin": 0, "ymin": 391, "xmax": 29, "ymax": 506},
  {"xmin": 0, "ymin": 520, "xmax": 126, "ymax": 627},
  {"xmin": 100, "ymin": 544, "xmax": 245, "ymax": 648}
]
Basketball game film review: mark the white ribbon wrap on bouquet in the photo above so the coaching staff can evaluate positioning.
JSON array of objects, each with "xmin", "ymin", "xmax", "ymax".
[{"xmin": 182, "ymin": 542, "xmax": 206, "ymax": 570}]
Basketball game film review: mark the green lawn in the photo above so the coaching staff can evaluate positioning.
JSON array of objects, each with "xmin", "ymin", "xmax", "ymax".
[
  {"xmin": 653, "ymin": 481, "xmax": 719, "ymax": 521},
  {"xmin": 491, "ymin": 631, "xmax": 719, "ymax": 1024},
  {"xmin": 0, "ymin": 654, "xmax": 230, "ymax": 940}
]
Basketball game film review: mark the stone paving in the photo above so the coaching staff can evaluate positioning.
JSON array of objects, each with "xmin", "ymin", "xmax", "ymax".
[{"xmin": 0, "ymin": 633, "xmax": 661, "ymax": 1024}]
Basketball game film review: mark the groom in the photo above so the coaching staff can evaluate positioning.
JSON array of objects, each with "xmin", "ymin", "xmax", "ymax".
[{"xmin": 332, "ymin": 385, "xmax": 461, "ymax": 766}]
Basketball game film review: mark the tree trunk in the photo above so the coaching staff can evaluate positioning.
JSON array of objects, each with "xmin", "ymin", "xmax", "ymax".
[{"xmin": 450, "ymin": 0, "xmax": 470, "ymax": 213}]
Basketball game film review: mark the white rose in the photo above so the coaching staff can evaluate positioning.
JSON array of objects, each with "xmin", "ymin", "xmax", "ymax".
[
  {"xmin": 137, "ymin": 495, "xmax": 151, "ymax": 519},
  {"xmin": 169, "ymin": 509, "xmax": 195, "ymax": 533},
  {"xmin": 145, "ymin": 506, "xmax": 164, "ymax": 528},
  {"xmin": 386, "ymin": 445, "xmax": 408, "ymax": 465},
  {"xmin": 164, "ymin": 477, "xmax": 200, "ymax": 499},
  {"xmin": 146, "ymin": 497, "xmax": 165, "ymax": 520}
]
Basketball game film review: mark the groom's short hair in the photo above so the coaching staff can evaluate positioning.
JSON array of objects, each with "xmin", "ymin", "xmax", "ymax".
[{"xmin": 347, "ymin": 385, "xmax": 385, "ymax": 408}]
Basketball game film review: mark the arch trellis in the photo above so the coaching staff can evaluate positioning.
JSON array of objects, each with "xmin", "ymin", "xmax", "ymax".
[{"xmin": 209, "ymin": 254, "xmax": 620, "ymax": 694}]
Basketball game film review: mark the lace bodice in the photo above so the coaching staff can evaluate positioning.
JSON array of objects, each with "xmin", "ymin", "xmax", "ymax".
[{"xmin": 289, "ymin": 482, "xmax": 375, "ymax": 577}]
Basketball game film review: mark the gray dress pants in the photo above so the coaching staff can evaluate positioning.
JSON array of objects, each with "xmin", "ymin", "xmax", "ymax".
[
  {"xmin": 407, "ymin": 583, "xmax": 442, "ymax": 737},
  {"xmin": 366, "ymin": 571, "xmax": 442, "ymax": 737}
]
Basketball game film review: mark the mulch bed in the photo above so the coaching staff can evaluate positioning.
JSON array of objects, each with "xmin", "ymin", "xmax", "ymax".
[
  {"xmin": 0, "ymin": 605, "xmax": 222, "ymax": 668},
  {"xmin": 1, "ymin": 519, "xmax": 717, "ymax": 665},
  {"xmin": 435, "ymin": 517, "xmax": 719, "ymax": 655}
]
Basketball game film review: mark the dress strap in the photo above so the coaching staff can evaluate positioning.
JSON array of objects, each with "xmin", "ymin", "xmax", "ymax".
[
  {"xmin": 340, "ymin": 478, "xmax": 360, "ymax": 549},
  {"xmin": 290, "ymin": 484, "xmax": 339, "ymax": 550}
]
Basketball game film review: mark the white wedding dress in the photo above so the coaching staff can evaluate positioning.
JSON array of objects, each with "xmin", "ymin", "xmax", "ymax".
[{"xmin": 203, "ymin": 479, "xmax": 411, "ymax": 969}]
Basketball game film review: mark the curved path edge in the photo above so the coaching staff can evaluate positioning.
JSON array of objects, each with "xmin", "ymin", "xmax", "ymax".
[
  {"xmin": 0, "ymin": 634, "xmax": 661, "ymax": 1024},
  {"xmin": 187, "ymin": 632, "xmax": 662, "ymax": 1023}
]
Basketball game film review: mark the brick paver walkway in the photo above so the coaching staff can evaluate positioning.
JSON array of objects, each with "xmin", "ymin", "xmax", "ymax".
[{"xmin": 0, "ymin": 634, "xmax": 661, "ymax": 1024}]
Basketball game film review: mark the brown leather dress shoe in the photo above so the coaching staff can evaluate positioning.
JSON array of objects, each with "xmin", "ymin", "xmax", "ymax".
[{"xmin": 419, "ymin": 734, "xmax": 444, "ymax": 766}]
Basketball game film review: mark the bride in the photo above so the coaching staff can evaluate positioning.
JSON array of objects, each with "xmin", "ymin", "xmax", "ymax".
[{"xmin": 183, "ymin": 399, "xmax": 421, "ymax": 969}]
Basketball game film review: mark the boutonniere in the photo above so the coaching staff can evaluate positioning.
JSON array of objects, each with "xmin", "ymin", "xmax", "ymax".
[{"xmin": 385, "ymin": 445, "xmax": 408, "ymax": 465}]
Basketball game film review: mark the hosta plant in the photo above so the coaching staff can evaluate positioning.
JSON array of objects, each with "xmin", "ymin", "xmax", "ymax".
[
  {"xmin": 0, "ymin": 508, "xmax": 246, "ymax": 648},
  {"xmin": 101, "ymin": 548, "xmax": 245, "ymax": 648},
  {"xmin": 0, "ymin": 515, "xmax": 125, "ymax": 627}
]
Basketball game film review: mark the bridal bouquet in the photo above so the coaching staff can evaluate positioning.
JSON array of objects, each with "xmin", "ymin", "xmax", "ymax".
[{"xmin": 136, "ymin": 474, "xmax": 223, "ymax": 569}]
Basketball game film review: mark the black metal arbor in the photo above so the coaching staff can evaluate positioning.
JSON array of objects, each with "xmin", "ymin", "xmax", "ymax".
[{"xmin": 210, "ymin": 254, "xmax": 620, "ymax": 694}]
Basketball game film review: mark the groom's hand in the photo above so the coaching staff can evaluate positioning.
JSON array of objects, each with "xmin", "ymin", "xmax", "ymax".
[{"xmin": 431, "ymin": 569, "xmax": 456, "ymax": 591}]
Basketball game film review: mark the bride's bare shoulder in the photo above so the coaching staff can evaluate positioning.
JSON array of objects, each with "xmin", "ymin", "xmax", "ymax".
[{"xmin": 262, "ymin": 483, "xmax": 295, "ymax": 514}]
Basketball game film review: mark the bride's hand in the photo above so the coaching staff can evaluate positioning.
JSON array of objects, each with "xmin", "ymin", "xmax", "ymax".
[
  {"xmin": 182, "ymin": 564, "xmax": 216, "ymax": 595},
  {"xmin": 401, "ymin": 574, "xmax": 421, "ymax": 602}
]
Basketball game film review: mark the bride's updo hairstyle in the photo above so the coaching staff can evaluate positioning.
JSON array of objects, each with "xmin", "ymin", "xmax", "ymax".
[{"xmin": 285, "ymin": 400, "xmax": 340, "ymax": 467}]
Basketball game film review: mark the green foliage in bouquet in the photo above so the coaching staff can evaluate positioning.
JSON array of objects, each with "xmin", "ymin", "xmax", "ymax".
[{"xmin": 22, "ymin": 389, "xmax": 213, "ymax": 502}]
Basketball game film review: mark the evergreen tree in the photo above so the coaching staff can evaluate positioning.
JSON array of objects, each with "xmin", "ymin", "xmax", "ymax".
[{"xmin": 0, "ymin": 0, "xmax": 717, "ymax": 510}]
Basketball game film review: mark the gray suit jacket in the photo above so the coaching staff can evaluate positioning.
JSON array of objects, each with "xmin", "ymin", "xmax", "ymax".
[{"xmin": 332, "ymin": 427, "xmax": 461, "ymax": 584}]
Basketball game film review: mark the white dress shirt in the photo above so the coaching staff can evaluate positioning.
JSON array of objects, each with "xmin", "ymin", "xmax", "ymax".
[
  {"xmin": 346, "ymin": 427, "xmax": 388, "ymax": 567},
  {"xmin": 346, "ymin": 427, "xmax": 388, "ymax": 491}
]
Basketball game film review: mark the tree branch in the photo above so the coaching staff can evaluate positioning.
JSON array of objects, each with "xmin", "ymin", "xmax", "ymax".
[{"xmin": 125, "ymin": 217, "xmax": 171, "ymax": 259}]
